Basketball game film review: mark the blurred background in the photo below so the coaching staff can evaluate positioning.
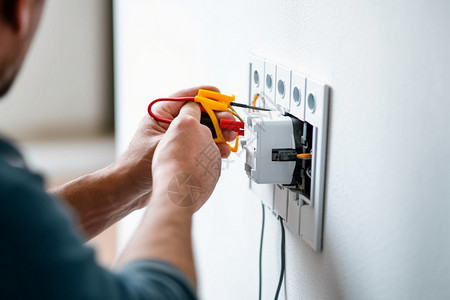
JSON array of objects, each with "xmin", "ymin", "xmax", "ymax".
[{"xmin": 0, "ymin": 0, "xmax": 116, "ymax": 265}]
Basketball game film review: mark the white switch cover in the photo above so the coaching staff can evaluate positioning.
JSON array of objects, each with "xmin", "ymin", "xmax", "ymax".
[
  {"xmin": 249, "ymin": 55, "xmax": 265, "ymax": 105},
  {"xmin": 248, "ymin": 56, "xmax": 274, "ymax": 209},
  {"xmin": 247, "ymin": 56, "xmax": 330, "ymax": 252},
  {"xmin": 275, "ymin": 65, "xmax": 291, "ymax": 111},
  {"xmin": 290, "ymin": 71, "xmax": 306, "ymax": 121},
  {"xmin": 274, "ymin": 185, "xmax": 288, "ymax": 220},
  {"xmin": 300, "ymin": 78, "xmax": 329, "ymax": 251},
  {"xmin": 286, "ymin": 190, "xmax": 302, "ymax": 235},
  {"xmin": 263, "ymin": 60, "xmax": 276, "ymax": 105}
]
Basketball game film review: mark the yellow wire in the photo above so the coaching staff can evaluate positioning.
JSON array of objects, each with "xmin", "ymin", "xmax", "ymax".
[
  {"xmin": 252, "ymin": 93, "xmax": 260, "ymax": 111},
  {"xmin": 228, "ymin": 106, "xmax": 244, "ymax": 122}
]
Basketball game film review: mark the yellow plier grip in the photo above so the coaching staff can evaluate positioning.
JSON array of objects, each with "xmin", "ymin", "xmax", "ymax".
[{"xmin": 194, "ymin": 89, "xmax": 242, "ymax": 152}]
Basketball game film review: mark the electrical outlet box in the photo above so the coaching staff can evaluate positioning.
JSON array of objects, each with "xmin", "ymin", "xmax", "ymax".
[
  {"xmin": 244, "ymin": 112, "xmax": 298, "ymax": 184},
  {"xmin": 246, "ymin": 56, "xmax": 330, "ymax": 252}
]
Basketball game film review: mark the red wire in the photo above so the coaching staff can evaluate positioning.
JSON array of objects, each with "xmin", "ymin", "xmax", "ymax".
[
  {"xmin": 147, "ymin": 97, "xmax": 195, "ymax": 123},
  {"xmin": 148, "ymin": 97, "xmax": 245, "ymax": 135}
]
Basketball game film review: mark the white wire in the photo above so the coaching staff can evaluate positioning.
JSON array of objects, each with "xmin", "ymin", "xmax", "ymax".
[{"xmin": 306, "ymin": 168, "xmax": 312, "ymax": 178}]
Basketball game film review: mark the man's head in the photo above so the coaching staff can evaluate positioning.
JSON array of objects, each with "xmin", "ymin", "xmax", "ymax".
[{"xmin": 0, "ymin": 0, "xmax": 44, "ymax": 97}]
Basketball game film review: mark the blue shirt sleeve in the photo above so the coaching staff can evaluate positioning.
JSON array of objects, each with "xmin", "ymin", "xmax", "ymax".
[{"xmin": 0, "ymin": 139, "xmax": 197, "ymax": 300}]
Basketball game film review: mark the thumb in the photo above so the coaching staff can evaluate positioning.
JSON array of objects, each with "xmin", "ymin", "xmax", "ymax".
[{"xmin": 178, "ymin": 101, "xmax": 201, "ymax": 122}]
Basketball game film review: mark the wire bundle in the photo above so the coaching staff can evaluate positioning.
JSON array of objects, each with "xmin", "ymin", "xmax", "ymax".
[{"xmin": 258, "ymin": 204, "xmax": 286, "ymax": 300}]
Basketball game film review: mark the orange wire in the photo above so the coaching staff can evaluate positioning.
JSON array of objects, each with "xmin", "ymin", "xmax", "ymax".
[
  {"xmin": 252, "ymin": 93, "xmax": 259, "ymax": 112},
  {"xmin": 297, "ymin": 153, "xmax": 312, "ymax": 159}
]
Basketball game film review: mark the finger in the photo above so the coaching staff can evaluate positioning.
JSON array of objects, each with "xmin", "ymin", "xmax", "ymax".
[
  {"xmin": 154, "ymin": 86, "xmax": 221, "ymax": 123},
  {"xmin": 215, "ymin": 111, "xmax": 235, "ymax": 121},
  {"xmin": 215, "ymin": 111, "xmax": 239, "ymax": 142},
  {"xmin": 178, "ymin": 101, "xmax": 201, "ymax": 122},
  {"xmin": 171, "ymin": 85, "xmax": 220, "ymax": 97},
  {"xmin": 222, "ymin": 129, "xmax": 237, "ymax": 142},
  {"xmin": 152, "ymin": 100, "xmax": 187, "ymax": 126},
  {"xmin": 217, "ymin": 143, "xmax": 231, "ymax": 158}
]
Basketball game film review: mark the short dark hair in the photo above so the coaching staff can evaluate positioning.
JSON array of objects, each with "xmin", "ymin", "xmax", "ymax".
[{"xmin": 1, "ymin": 1, "xmax": 16, "ymax": 26}]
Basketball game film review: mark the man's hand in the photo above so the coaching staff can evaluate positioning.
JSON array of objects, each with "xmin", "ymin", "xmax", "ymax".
[
  {"xmin": 50, "ymin": 86, "xmax": 236, "ymax": 239},
  {"xmin": 151, "ymin": 101, "xmax": 222, "ymax": 211},
  {"xmin": 116, "ymin": 100, "xmax": 225, "ymax": 287},
  {"xmin": 113, "ymin": 86, "xmax": 235, "ymax": 211}
]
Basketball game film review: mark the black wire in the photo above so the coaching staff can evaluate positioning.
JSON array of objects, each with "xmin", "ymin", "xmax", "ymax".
[
  {"xmin": 259, "ymin": 202, "xmax": 265, "ymax": 300},
  {"xmin": 274, "ymin": 217, "xmax": 286, "ymax": 300},
  {"xmin": 230, "ymin": 102, "xmax": 272, "ymax": 111}
]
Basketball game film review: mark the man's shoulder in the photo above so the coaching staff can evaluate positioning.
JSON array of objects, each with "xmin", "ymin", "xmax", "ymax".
[{"xmin": 0, "ymin": 137, "xmax": 44, "ymax": 195}]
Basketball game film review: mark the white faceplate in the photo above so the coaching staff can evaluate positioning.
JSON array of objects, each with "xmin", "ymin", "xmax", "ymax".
[
  {"xmin": 263, "ymin": 60, "xmax": 276, "ymax": 105},
  {"xmin": 275, "ymin": 65, "xmax": 291, "ymax": 111},
  {"xmin": 300, "ymin": 78, "xmax": 329, "ymax": 251},
  {"xmin": 290, "ymin": 71, "xmax": 307, "ymax": 121},
  {"xmin": 247, "ymin": 55, "xmax": 330, "ymax": 252}
]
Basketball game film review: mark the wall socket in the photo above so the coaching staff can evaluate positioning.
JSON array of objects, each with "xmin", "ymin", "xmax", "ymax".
[{"xmin": 247, "ymin": 55, "xmax": 329, "ymax": 251}]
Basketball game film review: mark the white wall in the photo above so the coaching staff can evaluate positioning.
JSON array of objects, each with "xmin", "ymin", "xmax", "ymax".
[
  {"xmin": 114, "ymin": 0, "xmax": 450, "ymax": 299},
  {"xmin": 0, "ymin": 0, "xmax": 113, "ymax": 140}
]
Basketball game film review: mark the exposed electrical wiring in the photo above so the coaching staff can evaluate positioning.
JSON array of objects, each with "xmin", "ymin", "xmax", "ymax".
[
  {"xmin": 306, "ymin": 167, "xmax": 312, "ymax": 179},
  {"xmin": 231, "ymin": 101, "xmax": 271, "ymax": 112},
  {"xmin": 252, "ymin": 93, "xmax": 259, "ymax": 107},
  {"xmin": 274, "ymin": 217, "xmax": 286, "ymax": 300},
  {"xmin": 259, "ymin": 202, "xmax": 265, "ymax": 300},
  {"xmin": 252, "ymin": 93, "xmax": 260, "ymax": 112},
  {"xmin": 297, "ymin": 153, "xmax": 312, "ymax": 159}
]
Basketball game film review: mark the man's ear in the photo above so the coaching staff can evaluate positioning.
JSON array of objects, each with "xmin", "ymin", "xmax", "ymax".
[{"xmin": 3, "ymin": 0, "xmax": 33, "ymax": 36}]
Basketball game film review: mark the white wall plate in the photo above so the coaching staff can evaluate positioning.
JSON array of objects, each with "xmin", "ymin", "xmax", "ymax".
[
  {"xmin": 290, "ymin": 71, "xmax": 306, "ymax": 121},
  {"xmin": 275, "ymin": 65, "xmax": 291, "ymax": 111},
  {"xmin": 263, "ymin": 60, "xmax": 276, "ymax": 106},
  {"xmin": 274, "ymin": 184, "xmax": 289, "ymax": 220},
  {"xmin": 300, "ymin": 78, "xmax": 329, "ymax": 251},
  {"xmin": 286, "ymin": 190, "xmax": 302, "ymax": 235},
  {"xmin": 249, "ymin": 55, "xmax": 265, "ymax": 106},
  {"xmin": 248, "ymin": 56, "xmax": 330, "ymax": 252}
]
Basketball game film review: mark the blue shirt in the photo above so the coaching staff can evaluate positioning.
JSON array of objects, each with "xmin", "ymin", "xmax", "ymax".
[{"xmin": 0, "ymin": 137, "xmax": 196, "ymax": 299}]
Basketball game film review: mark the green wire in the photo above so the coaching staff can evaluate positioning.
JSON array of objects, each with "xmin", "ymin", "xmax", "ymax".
[
  {"xmin": 274, "ymin": 217, "xmax": 286, "ymax": 300},
  {"xmin": 259, "ymin": 202, "xmax": 265, "ymax": 300}
]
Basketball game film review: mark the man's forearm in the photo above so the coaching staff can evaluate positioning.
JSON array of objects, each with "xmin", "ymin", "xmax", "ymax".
[
  {"xmin": 49, "ymin": 162, "xmax": 150, "ymax": 239},
  {"xmin": 116, "ymin": 189, "xmax": 197, "ymax": 287}
]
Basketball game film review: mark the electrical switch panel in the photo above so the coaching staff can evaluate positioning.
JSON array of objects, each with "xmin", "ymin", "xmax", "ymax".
[{"xmin": 246, "ymin": 55, "xmax": 329, "ymax": 251}]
